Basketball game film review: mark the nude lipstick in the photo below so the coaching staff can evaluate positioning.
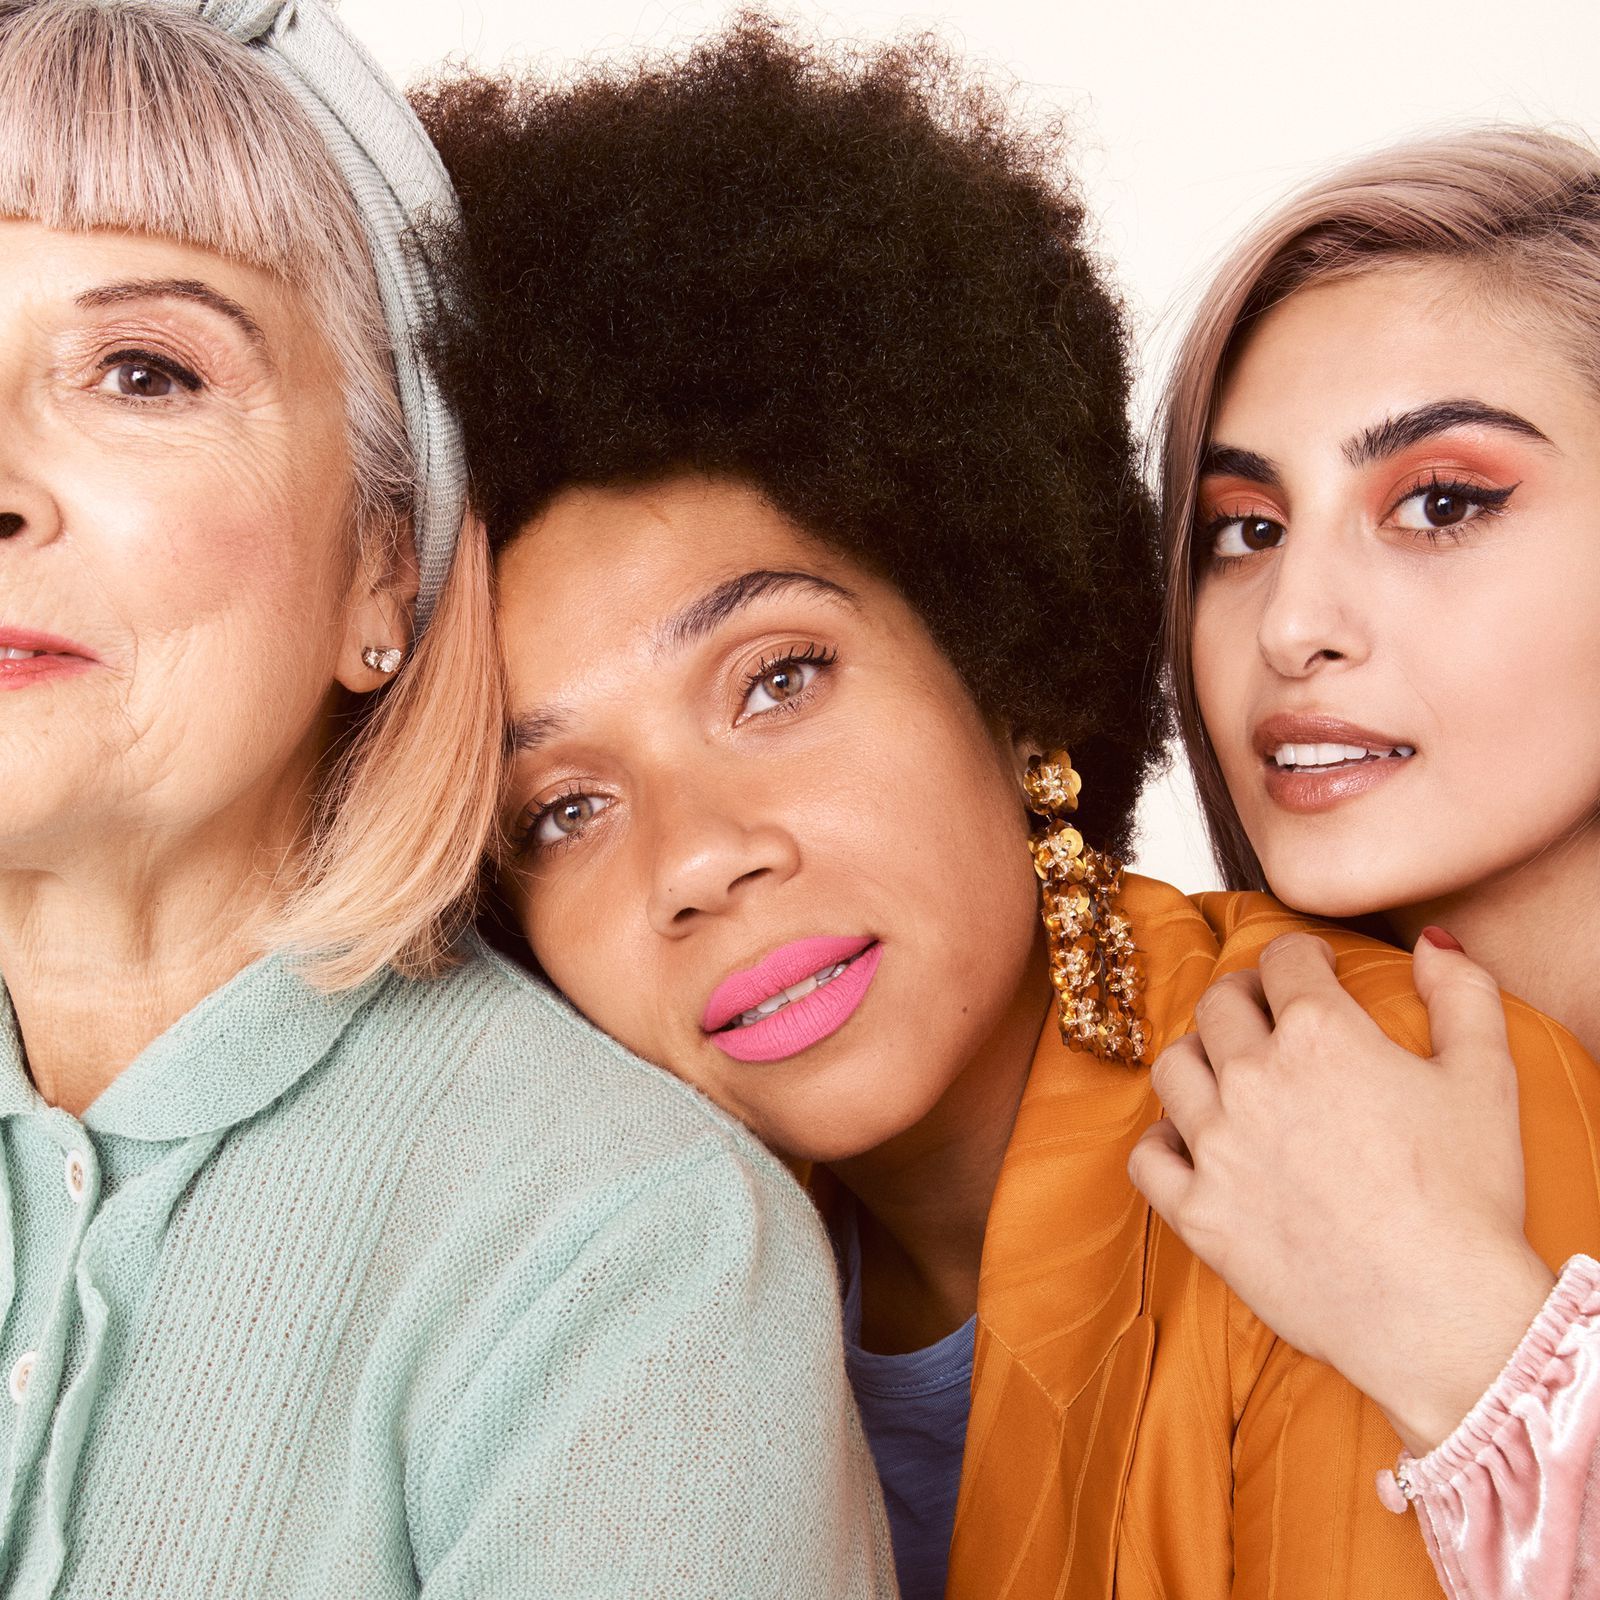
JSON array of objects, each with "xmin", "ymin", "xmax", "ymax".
[
  {"xmin": 1253, "ymin": 712, "xmax": 1415, "ymax": 814},
  {"xmin": 704, "ymin": 935, "xmax": 883, "ymax": 1064}
]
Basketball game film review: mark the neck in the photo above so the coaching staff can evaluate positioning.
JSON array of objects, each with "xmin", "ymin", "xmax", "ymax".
[
  {"xmin": 1384, "ymin": 821, "xmax": 1600, "ymax": 1059},
  {"xmin": 0, "ymin": 794, "xmax": 312, "ymax": 1117},
  {"xmin": 828, "ymin": 936, "xmax": 1050, "ymax": 1354}
]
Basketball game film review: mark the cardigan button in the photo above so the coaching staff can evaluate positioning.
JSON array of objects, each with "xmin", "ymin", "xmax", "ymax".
[
  {"xmin": 8, "ymin": 1351, "xmax": 35, "ymax": 1405},
  {"xmin": 64, "ymin": 1150, "xmax": 88, "ymax": 1204}
]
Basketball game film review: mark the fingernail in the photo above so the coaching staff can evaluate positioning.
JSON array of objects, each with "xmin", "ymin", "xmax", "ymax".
[{"xmin": 1420, "ymin": 925, "xmax": 1464, "ymax": 952}]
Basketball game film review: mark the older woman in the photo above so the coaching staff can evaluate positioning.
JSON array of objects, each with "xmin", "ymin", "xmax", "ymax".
[{"xmin": 0, "ymin": 3, "xmax": 892, "ymax": 1595}]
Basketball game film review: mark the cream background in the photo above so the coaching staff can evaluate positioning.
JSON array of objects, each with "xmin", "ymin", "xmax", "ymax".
[{"xmin": 347, "ymin": 0, "xmax": 1597, "ymax": 892}]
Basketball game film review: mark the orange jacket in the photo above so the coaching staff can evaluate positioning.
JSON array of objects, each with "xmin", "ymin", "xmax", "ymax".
[{"xmin": 945, "ymin": 875, "xmax": 1600, "ymax": 1599}]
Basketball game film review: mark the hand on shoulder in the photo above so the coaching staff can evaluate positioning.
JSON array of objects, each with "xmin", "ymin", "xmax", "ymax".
[{"xmin": 1127, "ymin": 928, "xmax": 1555, "ymax": 1453}]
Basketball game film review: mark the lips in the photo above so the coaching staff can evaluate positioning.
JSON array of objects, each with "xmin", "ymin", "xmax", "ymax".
[
  {"xmin": 0, "ymin": 628, "xmax": 97, "ymax": 690},
  {"xmin": 1252, "ymin": 712, "xmax": 1416, "ymax": 814},
  {"xmin": 1251, "ymin": 712, "xmax": 1411, "ymax": 761},
  {"xmin": 702, "ymin": 935, "xmax": 875, "ymax": 1030},
  {"xmin": 703, "ymin": 935, "xmax": 882, "ymax": 1065}
]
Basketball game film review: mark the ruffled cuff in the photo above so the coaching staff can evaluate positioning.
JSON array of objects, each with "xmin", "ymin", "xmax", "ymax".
[{"xmin": 1376, "ymin": 1254, "xmax": 1600, "ymax": 1600}]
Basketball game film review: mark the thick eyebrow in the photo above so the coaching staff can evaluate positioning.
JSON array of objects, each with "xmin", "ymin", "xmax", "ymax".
[
  {"xmin": 1343, "ymin": 399, "xmax": 1552, "ymax": 467},
  {"xmin": 655, "ymin": 568, "xmax": 857, "ymax": 653},
  {"xmin": 1199, "ymin": 443, "xmax": 1282, "ymax": 487},
  {"xmin": 508, "ymin": 707, "xmax": 570, "ymax": 755},
  {"xmin": 508, "ymin": 568, "xmax": 857, "ymax": 754},
  {"xmin": 74, "ymin": 278, "xmax": 268, "ymax": 353}
]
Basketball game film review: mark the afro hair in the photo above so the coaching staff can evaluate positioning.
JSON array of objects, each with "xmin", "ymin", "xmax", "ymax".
[{"xmin": 413, "ymin": 16, "xmax": 1167, "ymax": 853}]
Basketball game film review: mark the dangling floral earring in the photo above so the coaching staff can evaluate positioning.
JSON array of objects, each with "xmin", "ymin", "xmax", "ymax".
[{"xmin": 1022, "ymin": 749, "xmax": 1149, "ymax": 1065}]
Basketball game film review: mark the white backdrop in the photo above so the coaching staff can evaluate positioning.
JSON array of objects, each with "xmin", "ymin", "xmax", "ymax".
[{"xmin": 345, "ymin": 0, "xmax": 1600, "ymax": 892}]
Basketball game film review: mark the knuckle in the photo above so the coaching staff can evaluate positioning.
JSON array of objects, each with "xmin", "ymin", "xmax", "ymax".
[{"xmin": 1274, "ymin": 995, "xmax": 1331, "ymax": 1050}]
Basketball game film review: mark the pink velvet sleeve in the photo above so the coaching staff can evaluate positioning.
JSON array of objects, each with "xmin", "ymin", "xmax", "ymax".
[{"xmin": 1376, "ymin": 1255, "xmax": 1600, "ymax": 1598}]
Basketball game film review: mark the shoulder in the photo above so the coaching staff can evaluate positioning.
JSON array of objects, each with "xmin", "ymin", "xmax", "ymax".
[
  {"xmin": 1120, "ymin": 873, "xmax": 1221, "ymax": 1051},
  {"xmin": 350, "ymin": 941, "xmax": 812, "ymax": 1236}
]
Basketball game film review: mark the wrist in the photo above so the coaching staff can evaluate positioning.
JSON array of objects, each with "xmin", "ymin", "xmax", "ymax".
[{"xmin": 1371, "ymin": 1240, "xmax": 1556, "ymax": 1455}]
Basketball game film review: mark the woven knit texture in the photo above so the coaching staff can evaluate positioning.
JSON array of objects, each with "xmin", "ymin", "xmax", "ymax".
[{"xmin": 0, "ymin": 945, "xmax": 894, "ymax": 1597}]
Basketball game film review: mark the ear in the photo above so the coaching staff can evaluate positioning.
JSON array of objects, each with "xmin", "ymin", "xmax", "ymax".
[
  {"xmin": 336, "ymin": 528, "xmax": 420, "ymax": 694},
  {"xmin": 1009, "ymin": 730, "xmax": 1044, "ymax": 787}
]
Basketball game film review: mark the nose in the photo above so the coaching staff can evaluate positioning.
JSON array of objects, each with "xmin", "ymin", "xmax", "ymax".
[
  {"xmin": 0, "ymin": 416, "xmax": 63, "ymax": 548},
  {"xmin": 645, "ymin": 780, "xmax": 800, "ymax": 937},
  {"xmin": 1255, "ymin": 519, "xmax": 1370, "ymax": 680}
]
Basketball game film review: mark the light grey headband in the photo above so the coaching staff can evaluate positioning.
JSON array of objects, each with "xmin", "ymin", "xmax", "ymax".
[{"xmin": 188, "ymin": 0, "xmax": 466, "ymax": 632}]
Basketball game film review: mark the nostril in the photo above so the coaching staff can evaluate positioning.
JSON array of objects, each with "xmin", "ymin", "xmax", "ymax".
[{"xmin": 0, "ymin": 514, "xmax": 22, "ymax": 540}]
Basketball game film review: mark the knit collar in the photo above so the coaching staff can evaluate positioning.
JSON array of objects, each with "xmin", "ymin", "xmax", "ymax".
[{"xmin": 0, "ymin": 954, "xmax": 388, "ymax": 1142}]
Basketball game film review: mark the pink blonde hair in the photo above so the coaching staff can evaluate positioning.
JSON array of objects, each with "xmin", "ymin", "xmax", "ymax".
[
  {"xmin": 1158, "ymin": 125, "xmax": 1600, "ymax": 889},
  {"xmin": 1, "ymin": 1, "xmax": 502, "ymax": 985}
]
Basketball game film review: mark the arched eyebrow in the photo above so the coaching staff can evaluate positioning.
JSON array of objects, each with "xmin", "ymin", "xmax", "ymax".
[
  {"xmin": 508, "ymin": 568, "xmax": 857, "ymax": 753},
  {"xmin": 74, "ymin": 278, "xmax": 268, "ymax": 353},
  {"xmin": 1199, "ymin": 444, "xmax": 1280, "ymax": 487},
  {"xmin": 1343, "ymin": 399, "xmax": 1552, "ymax": 467},
  {"xmin": 1200, "ymin": 400, "xmax": 1553, "ymax": 491},
  {"xmin": 656, "ymin": 568, "xmax": 857, "ymax": 653}
]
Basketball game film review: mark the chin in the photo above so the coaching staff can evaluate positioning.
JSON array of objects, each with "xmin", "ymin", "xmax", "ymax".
[
  {"xmin": 749, "ymin": 1065, "xmax": 954, "ymax": 1168},
  {"xmin": 1256, "ymin": 852, "xmax": 1422, "ymax": 924}
]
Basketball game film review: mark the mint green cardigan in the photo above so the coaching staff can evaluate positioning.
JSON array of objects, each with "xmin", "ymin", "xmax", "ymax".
[{"xmin": 0, "ymin": 943, "xmax": 894, "ymax": 1597}]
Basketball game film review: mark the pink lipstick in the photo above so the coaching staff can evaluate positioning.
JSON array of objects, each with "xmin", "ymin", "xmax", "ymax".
[
  {"xmin": 0, "ymin": 628, "xmax": 97, "ymax": 691},
  {"xmin": 704, "ymin": 935, "xmax": 882, "ymax": 1064}
]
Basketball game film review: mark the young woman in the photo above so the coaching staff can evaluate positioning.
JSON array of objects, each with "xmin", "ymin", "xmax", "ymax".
[
  {"xmin": 416, "ymin": 35, "xmax": 1600, "ymax": 1598},
  {"xmin": 1132, "ymin": 127, "xmax": 1600, "ymax": 1598}
]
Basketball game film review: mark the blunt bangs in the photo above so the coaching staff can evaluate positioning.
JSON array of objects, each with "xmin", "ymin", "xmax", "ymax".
[{"xmin": 0, "ymin": 0, "xmax": 361, "ymax": 290}]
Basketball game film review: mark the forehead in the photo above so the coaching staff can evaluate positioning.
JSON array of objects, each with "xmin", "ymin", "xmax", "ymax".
[
  {"xmin": 497, "ymin": 476, "xmax": 851, "ymax": 673},
  {"xmin": 0, "ymin": 219, "xmax": 297, "ymax": 324},
  {"xmin": 1213, "ymin": 264, "xmax": 1587, "ymax": 453}
]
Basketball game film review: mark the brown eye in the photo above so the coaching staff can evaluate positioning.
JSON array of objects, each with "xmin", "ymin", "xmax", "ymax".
[
  {"xmin": 762, "ymin": 666, "xmax": 803, "ymax": 701},
  {"xmin": 1210, "ymin": 514, "xmax": 1285, "ymax": 561},
  {"xmin": 741, "ymin": 651, "xmax": 834, "ymax": 717},
  {"xmin": 1389, "ymin": 479, "xmax": 1514, "ymax": 536},
  {"xmin": 1421, "ymin": 490, "xmax": 1469, "ymax": 526},
  {"xmin": 98, "ymin": 352, "xmax": 201, "ymax": 400},
  {"xmin": 113, "ymin": 361, "xmax": 175, "ymax": 398},
  {"xmin": 532, "ymin": 793, "xmax": 612, "ymax": 848}
]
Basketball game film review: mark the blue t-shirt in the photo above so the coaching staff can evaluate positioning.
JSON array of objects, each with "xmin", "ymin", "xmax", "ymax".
[{"xmin": 837, "ymin": 1201, "xmax": 976, "ymax": 1600}]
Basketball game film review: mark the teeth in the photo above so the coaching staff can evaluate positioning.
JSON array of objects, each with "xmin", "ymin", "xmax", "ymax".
[
  {"xmin": 729, "ymin": 960, "xmax": 852, "ymax": 1030},
  {"xmin": 0, "ymin": 649, "xmax": 40, "ymax": 662},
  {"xmin": 1271, "ymin": 742, "xmax": 1415, "ymax": 770}
]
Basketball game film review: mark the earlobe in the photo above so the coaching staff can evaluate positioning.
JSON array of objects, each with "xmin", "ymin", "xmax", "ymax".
[
  {"xmin": 1010, "ymin": 732, "xmax": 1044, "ymax": 786},
  {"xmin": 336, "ymin": 533, "xmax": 419, "ymax": 693}
]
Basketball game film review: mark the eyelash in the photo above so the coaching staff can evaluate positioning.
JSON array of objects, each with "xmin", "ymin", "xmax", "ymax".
[
  {"xmin": 1200, "ymin": 472, "xmax": 1517, "ymax": 572},
  {"xmin": 1388, "ymin": 472, "xmax": 1516, "ymax": 542},
  {"xmin": 97, "ymin": 348, "xmax": 204, "ymax": 397},
  {"xmin": 513, "ymin": 643, "xmax": 841, "ymax": 858},
  {"xmin": 739, "ymin": 642, "xmax": 838, "ymax": 712}
]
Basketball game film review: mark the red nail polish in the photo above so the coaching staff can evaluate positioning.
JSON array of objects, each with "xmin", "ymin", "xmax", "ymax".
[{"xmin": 1420, "ymin": 925, "xmax": 1464, "ymax": 953}]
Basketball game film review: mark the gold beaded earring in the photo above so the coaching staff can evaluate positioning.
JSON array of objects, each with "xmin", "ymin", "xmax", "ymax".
[{"xmin": 1021, "ymin": 749, "xmax": 1149, "ymax": 1065}]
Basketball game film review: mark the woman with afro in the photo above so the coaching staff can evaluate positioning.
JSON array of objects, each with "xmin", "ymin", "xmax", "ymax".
[{"xmin": 410, "ymin": 20, "xmax": 1547, "ymax": 1597}]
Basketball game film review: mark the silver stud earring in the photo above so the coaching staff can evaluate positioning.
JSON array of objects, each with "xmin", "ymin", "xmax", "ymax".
[{"xmin": 361, "ymin": 646, "xmax": 404, "ymax": 675}]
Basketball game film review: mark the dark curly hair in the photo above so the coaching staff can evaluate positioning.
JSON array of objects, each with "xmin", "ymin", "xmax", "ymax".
[{"xmin": 413, "ymin": 17, "xmax": 1166, "ymax": 853}]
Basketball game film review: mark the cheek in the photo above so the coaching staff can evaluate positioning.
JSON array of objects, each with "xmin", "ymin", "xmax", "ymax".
[
  {"xmin": 1431, "ymin": 561, "xmax": 1600, "ymax": 812},
  {"xmin": 55, "ymin": 430, "xmax": 357, "ymax": 807},
  {"xmin": 514, "ymin": 865, "xmax": 658, "ymax": 1050},
  {"xmin": 1190, "ymin": 594, "xmax": 1255, "ymax": 773},
  {"xmin": 99, "ymin": 433, "xmax": 347, "ymax": 636}
]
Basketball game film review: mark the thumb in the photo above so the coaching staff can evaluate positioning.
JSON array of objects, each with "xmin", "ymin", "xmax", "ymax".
[{"xmin": 1412, "ymin": 930, "xmax": 1510, "ymax": 1064}]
